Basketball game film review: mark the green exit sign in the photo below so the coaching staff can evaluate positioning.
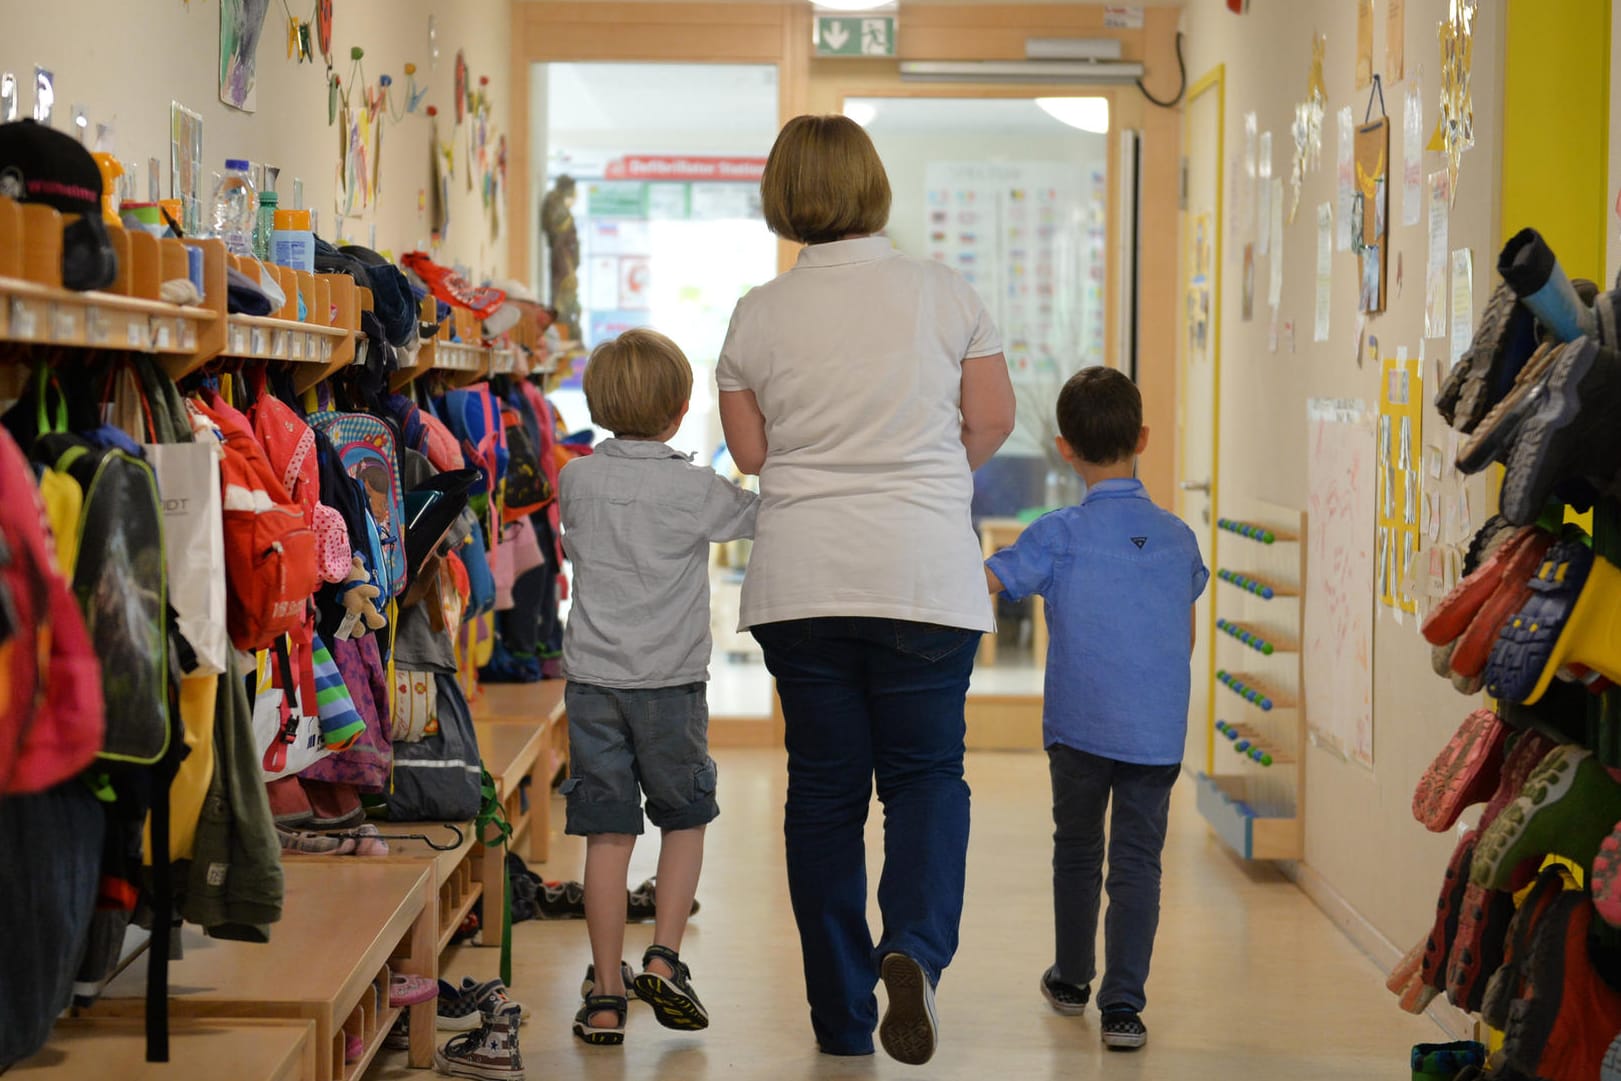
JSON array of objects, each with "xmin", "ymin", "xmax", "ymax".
[{"xmin": 815, "ymin": 14, "xmax": 896, "ymax": 58}]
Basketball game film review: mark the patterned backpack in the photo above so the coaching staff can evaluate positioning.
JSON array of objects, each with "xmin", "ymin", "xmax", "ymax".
[{"xmin": 308, "ymin": 411, "xmax": 407, "ymax": 598}]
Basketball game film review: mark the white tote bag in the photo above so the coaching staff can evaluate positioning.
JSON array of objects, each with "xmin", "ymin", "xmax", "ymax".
[
  {"xmin": 145, "ymin": 438, "xmax": 229, "ymax": 676},
  {"xmin": 246, "ymin": 645, "xmax": 332, "ymax": 780}
]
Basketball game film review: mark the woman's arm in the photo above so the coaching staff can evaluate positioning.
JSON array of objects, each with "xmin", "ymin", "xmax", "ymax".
[
  {"xmin": 960, "ymin": 352, "xmax": 1016, "ymax": 471},
  {"xmin": 719, "ymin": 389, "xmax": 769, "ymax": 476}
]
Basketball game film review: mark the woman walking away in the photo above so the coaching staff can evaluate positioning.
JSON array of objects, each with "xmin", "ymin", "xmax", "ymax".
[{"xmin": 718, "ymin": 114, "xmax": 1015, "ymax": 1066}]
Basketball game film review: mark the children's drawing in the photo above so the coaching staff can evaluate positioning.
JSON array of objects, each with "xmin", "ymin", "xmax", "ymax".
[{"xmin": 219, "ymin": 0, "xmax": 271, "ymax": 112}]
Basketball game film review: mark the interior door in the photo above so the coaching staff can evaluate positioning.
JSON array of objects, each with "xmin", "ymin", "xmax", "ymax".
[{"xmin": 1177, "ymin": 68, "xmax": 1224, "ymax": 772}]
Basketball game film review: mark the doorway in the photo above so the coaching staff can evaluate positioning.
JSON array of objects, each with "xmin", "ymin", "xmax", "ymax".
[
  {"xmin": 850, "ymin": 94, "xmax": 1115, "ymax": 696},
  {"xmin": 536, "ymin": 61, "xmax": 781, "ymax": 718}
]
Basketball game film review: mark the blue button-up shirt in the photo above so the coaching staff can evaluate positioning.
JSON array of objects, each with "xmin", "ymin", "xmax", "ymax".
[{"xmin": 986, "ymin": 478, "xmax": 1209, "ymax": 765}]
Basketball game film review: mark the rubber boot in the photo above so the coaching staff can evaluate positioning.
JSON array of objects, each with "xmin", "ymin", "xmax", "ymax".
[
  {"xmin": 1413, "ymin": 710, "xmax": 1508, "ymax": 832},
  {"xmin": 1499, "ymin": 228, "xmax": 1597, "ymax": 343},
  {"xmin": 1436, "ymin": 280, "xmax": 1541, "ymax": 433},
  {"xmin": 1472, "ymin": 746, "xmax": 1621, "ymax": 890},
  {"xmin": 1504, "ymin": 893, "xmax": 1621, "ymax": 1081},
  {"xmin": 1423, "ymin": 527, "xmax": 1542, "ymax": 646},
  {"xmin": 1500, "ymin": 338, "xmax": 1621, "ymax": 525},
  {"xmin": 1449, "ymin": 532, "xmax": 1558, "ymax": 676},
  {"xmin": 1443, "ymin": 883, "xmax": 1513, "ymax": 1013},
  {"xmin": 1421, "ymin": 832, "xmax": 1478, "ymax": 989},
  {"xmin": 1490, "ymin": 541, "xmax": 1621, "ymax": 705},
  {"xmin": 1479, "ymin": 867, "xmax": 1571, "ymax": 1031}
]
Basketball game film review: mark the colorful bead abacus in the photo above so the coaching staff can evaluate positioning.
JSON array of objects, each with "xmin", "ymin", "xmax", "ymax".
[
  {"xmin": 1216, "ymin": 568, "xmax": 1275, "ymax": 599},
  {"xmin": 1216, "ymin": 669, "xmax": 1274, "ymax": 711},
  {"xmin": 1216, "ymin": 618, "xmax": 1277, "ymax": 655}
]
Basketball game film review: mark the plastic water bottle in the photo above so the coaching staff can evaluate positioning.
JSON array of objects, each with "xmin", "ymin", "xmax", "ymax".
[{"xmin": 210, "ymin": 159, "xmax": 258, "ymax": 257}]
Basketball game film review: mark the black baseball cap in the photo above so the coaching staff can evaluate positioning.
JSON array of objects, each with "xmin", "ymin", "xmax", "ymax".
[{"xmin": 0, "ymin": 120, "xmax": 116, "ymax": 291}]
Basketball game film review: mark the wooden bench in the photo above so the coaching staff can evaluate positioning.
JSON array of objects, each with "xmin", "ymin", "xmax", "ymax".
[
  {"xmin": 88, "ymin": 863, "xmax": 436, "ymax": 1081},
  {"xmin": 470, "ymin": 720, "xmax": 548, "ymax": 951},
  {"xmin": 12, "ymin": 1019, "xmax": 317, "ymax": 1081},
  {"xmin": 475, "ymin": 682, "xmax": 569, "ymax": 863}
]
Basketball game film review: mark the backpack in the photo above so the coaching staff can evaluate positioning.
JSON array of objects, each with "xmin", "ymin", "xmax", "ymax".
[
  {"xmin": 308, "ymin": 411, "xmax": 408, "ymax": 599},
  {"xmin": 500, "ymin": 403, "xmax": 549, "ymax": 523},
  {"xmin": 192, "ymin": 391, "xmax": 320, "ymax": 652},
  {"xmin": 439, "ymin": 384, "xmax": 508, "ymax": 504},
  {"xmin": 387, "ymin": 673, "xmax": 483, "ymax": 821},
  {"xmin": 35, "ymin": 432, "xmax": 169, "ymax": 765},
  {"xmin": 249, "ymin": 392, "xmax": 351, "ymax": 584},
  {"xmin": 0, "ymin": 426, "xmax": 103, "ymax": 796}
]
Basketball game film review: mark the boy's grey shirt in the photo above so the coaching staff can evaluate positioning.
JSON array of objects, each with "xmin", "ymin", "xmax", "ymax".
[{"xmin": 560, "ymin": 438, "xmax": 759, "ymax": 689}]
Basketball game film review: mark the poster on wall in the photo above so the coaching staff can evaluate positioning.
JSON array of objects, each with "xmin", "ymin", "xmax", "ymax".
[
  {"xmin": 1376, "ymin": 353, "xmax": 1424, "ymax": 614},
  {"xmin": 219, "ymin": 0, "xmax": 271, "ymax": 112},
  {"xmin": 1355, "ymin": 115, "xmax": 1390, "ymax": 313},
  {"xmin": 924, "ymin": 161, "xmax": 1098, "ymax": 385},
  {"xmin": 169, "ymin": 102, "xmax": 204, "ymax": 237},
  {"xmin": 1305, "ymin": 398, "xmax": 1376, "ymax": 769}
]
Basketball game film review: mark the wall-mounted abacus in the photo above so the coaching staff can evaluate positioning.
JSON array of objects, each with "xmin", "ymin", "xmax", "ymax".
[
  {"xmin": 1216, "ymin": 568, "xmax": 1291, "ymax": 599},
  {"xmin": 1217, "ymin": 518, "xmax": 1296, "ymax": 544},
  {"xmin": 1216, "ymin": 618, "xmax": 1282, "ymax": 655},
  {"xmin": 1196, "ymin": 501, "xmax": 1306, "ymax": 862},
  {"xmin": 1216, "ymin": 720, "xmax": 1277, "ymax": 766}
]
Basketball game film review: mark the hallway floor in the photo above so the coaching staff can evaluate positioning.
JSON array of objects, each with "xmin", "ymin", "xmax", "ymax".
[{"xmin": 379, "ymin": 749, "xmax": 1441, "ymax": 1080}]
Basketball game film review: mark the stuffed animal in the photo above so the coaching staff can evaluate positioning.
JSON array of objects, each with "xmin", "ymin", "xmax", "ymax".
[{"xmin": 338, "ymin": 555, "xmax": 387, "ymax": 634}]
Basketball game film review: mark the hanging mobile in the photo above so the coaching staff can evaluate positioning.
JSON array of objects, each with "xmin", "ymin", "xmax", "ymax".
[{"xmin": 315, "ymin": 0, "xmax": 333, "ymax": 60}]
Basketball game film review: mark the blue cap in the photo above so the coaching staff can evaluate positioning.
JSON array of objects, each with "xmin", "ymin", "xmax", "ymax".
[{"xmin": 225, "ymin": 158, "xmax": 251, "ymax": 171}]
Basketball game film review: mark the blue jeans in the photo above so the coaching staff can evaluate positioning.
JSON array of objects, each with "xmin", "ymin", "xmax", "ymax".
[
  {"xmin": 1048, "ymin": 743, "xmax": 1180, "ymax": 1013},
  {"xmin": 752, "ymin": 617, "xmax": 980, "ymax": 1055}
]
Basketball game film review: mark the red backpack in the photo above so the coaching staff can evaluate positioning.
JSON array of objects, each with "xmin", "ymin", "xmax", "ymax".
[
  {"xmin": 0, "ymin": 425, "xmax": 103, "ymax": 796},
  {"xmin": 192, "ymin": 390, "xmax": 319, "ymax": 652}
]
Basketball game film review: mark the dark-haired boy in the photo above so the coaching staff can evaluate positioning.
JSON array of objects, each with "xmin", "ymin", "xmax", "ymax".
[{"xmin": 985, "ymin": 367, "xmax": 1208, "ymax": 1051}]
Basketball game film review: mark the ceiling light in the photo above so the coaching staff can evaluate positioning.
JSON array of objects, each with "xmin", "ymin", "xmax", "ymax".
[
  {"xmin": 843, "ymin": 101, "xmax": 877, "ymax": 126},
  {"xmin": 810, "ymin": 0, "xmax": 895, "ymax": 10},
  {"xmin": 1035, "ymin": 97, "xmax": 1110, "ymax": 133},
  {"xmin": 899, "ymin": 60, "xmax": 1145, "ymax": 85}
]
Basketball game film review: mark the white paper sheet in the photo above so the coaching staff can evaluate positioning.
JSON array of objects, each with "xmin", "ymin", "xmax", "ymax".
[
  {"xmin": 1336, "ymin": 107, "xmax": 1355, "ymax": 251},
  {"xmin": 1425, "ymin": 171, "xmax": 1450, "ymax": 338},
  {"xmin": 1269, "ymin": 177, "xmax": 1285, "ymax": 307},
  {"xmin": 1315, "ymin": 203, "xmax": 1333, "ymax": 342},
  {"xmin": 1450, "ymin": 248, "xmax": 1474, "ymax": 363}
]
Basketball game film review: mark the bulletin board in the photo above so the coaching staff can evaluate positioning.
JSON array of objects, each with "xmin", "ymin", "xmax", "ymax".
[{"xmin": 1376, "ymin": 354, "xmax": 1423, "ymax": 613}]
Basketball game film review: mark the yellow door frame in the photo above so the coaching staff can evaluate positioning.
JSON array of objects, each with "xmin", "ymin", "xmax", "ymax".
[{"xmin": 1181, "ymin": 64, "xmax": 1224, "ymax": 773}]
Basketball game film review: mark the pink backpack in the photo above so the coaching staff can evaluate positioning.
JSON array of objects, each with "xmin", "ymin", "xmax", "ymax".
[
  {"xmin": 0, "ymin": 425, "xmax": 104, "ymax": 795},
  {"xmin": 249, "ymin": 389, "xmax": 352, "ymax": 584}
]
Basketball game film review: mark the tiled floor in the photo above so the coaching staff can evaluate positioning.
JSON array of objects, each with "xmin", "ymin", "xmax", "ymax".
[{"xmin": 376, "ymin": 748, "xmax": 1441, "ymax": 1080}]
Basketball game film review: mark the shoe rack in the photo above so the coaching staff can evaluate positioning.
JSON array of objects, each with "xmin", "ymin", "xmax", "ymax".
[{"xmin": 1195, "ymin": 499, "xmax": 1308, "ymax": 861}]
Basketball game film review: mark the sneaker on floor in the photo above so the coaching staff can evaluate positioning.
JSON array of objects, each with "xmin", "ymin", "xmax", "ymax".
[
  {"xmin": 463, "ymin": 977, "xmax": 531, "ymax": 1021},
  {"xmin": 572, "ymin": 994, "xmax": 627, "ymax": 1047},
  {"xmin": 627, "ymin": 877, "xmax": 700, "ymax": 922},
  {"xmin": 436, "ymin": 1001, "xmax": 525, "ymax": 1080},
  {"xmin": 1473, "ymin": 746, "xmax": 1621, "ymax": 890},
  {"xmin": 384, "ymin": 1012, "xmax": 411, "ymax": 1052},
  {"xmin": 633, "ymin": 945, "xmax": 709, "ymax": 1031},
  {"xmin": 580, "ymin": 961, "xmax": 637, "ymax": 1001},
  {"xmin": 1039, "ymin": 967, "xmax": 1089, "ymax": 1016},
  {"xmin": 1100, "ymin": 1009, "xmax": 1148, "ymax": 1051},
  {"xmin": 878, "ymin": 953, "xmax": 938, "ymax": 1066},
  {"xmin": 437, "ymin": 979, "xmax": 485, "ymax": 1032}
]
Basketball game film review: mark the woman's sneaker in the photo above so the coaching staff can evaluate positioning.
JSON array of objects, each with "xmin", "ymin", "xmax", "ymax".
[
  {"xmin": 1100, "ymin": 1008, "xmax": 1148, "ymax": 1051},
  {"xmin": 632, "ymin": 945, "xmax": 709, "ymax": 1031},
  {"xmin": 878, "ymin": 953, "xmax": 938, "ymax": 1065},
  {"xmin": 1039, "ymin": 967, "xmax": 1090, "ymax": 1015}
]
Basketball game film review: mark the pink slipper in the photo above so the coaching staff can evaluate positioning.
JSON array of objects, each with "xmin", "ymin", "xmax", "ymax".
[
  {"xmin": 345, "ymin": 1032, "xmax": 363, "ymax": 1063},
  {"xmin": 352, "ymin": 823, "xmax": 389, "ymax": 857},
  {"xmin": 390, "ymin": 972, "xmax": 439, "ymax": 1007}
]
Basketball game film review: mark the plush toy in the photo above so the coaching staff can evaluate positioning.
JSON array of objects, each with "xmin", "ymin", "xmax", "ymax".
[{"xmin": 338, "ymin": 555, "xmax": 387, "ymax": 634}]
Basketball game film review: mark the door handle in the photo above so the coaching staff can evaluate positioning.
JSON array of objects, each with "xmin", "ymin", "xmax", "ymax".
[{"xmin": 1180, "ymin": 479, "xmax": 1211, "ymax": 494}]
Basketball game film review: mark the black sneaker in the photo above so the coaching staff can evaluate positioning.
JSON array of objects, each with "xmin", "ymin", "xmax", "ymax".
[
  {"xmin": 632, "ymin": 945, "xmax": 709, "ymax": 1031},
  {"xmin": 627, "ymin": 877, "xmax": 700, "ymax": 922},
  {"xmin": 1101, "ymin": 1009, "xmax": 1148, "ymax": 1051},
  {"xmin": 1039, "ymin": 967, "xmax": 1090, "ymax": 1016}
]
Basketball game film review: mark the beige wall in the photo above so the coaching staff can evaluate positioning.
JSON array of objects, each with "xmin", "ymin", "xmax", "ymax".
[
  {"xmin": 1, "ymin": 0, "xmax": 512, "ymax": 280},
  {"xmin": 1181, "ymin": 0, "xmax": 1502, "ymax": 960}
]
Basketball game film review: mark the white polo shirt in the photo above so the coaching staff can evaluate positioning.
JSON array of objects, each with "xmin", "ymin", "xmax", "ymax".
[{"xmin": 717, "ymin": 236, "xmax": 1001, "ymax": 633}]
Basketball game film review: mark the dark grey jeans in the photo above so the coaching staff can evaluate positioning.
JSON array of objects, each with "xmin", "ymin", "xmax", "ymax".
[{"xmin": 1049, "ymin": 743, "xmax": 1179, "ymax": 1014}]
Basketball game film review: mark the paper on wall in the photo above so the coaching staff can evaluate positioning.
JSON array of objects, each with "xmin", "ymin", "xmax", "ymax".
[
  {"xmin": 1269, "ymin": 177, "xmax": 1285, "ymax": 307},
  {"xmin": 1241, "ymin": 112, "xmax": 1258, "ymax": 242},
  {"xmin": 1336, "ymin": 107, "xmax": 1355, "ymax": 251},
  {"xmin": 1404, "ymin": 79, "xmax": 1424, "ymax": 227},
  {"xmin": 1315, "ymin": 203, "xmax": 1333, "ymax": 342},
  {"xmin": 1450, "ymin": 249, "xmax": 1474, "ymax": 363},
  {"xmin": 1257, "ymin": 131, "xmax": 1273, "ymax": 255},
  {"xmin": 1425, "ymin": 171, "xmax": 1450, "ymax": 338},
  {"xmin": 1388, "ymin": 0, "xmax": 1406, "ymax": 82},
  {"xmin": 1356, "ymin": 0, "xmax": 1374, "ymax": 89}
]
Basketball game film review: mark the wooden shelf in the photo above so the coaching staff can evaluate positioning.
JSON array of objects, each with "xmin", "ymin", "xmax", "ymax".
[
  {"xmin": 224, "ymin": 314, "xmax": 349, "ymax": 364},
  {"xmin": 1195, "ymin": 772, "xmax": 1303, "ymax": 860},
  {"xmin": 0, "ymin": 275, "xmax": 217, "ymax": 353}
]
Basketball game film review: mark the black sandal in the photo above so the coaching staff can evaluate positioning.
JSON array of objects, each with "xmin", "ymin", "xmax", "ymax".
[
  {"xmin": 633, "ymin": 944, "xmax": 710, "ymax": 1031},
  {"xmin": 572, "ymin": 994, "xmax": 627, "ymax": 1046}
]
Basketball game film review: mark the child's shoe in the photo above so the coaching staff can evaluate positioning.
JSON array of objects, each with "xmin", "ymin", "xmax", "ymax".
[
  {"xmin": 1472, "ymin": 746, "xmax": 1621, "ymax": 889},
  {"xmin": 633, "ymin": 945, "xmax": 709, "ymax": 1031},
  {"xmin": 580, "ymin": 961, "xmax": 637, "ymax": 1000},
  {"xmin": 1099, "ymin": 1008, "xmax": 1147, "ymax": 1051},
  {"xmin": 463, "ymin": 977, "xmax": 530, "ymax": 1021},
  {"xmin": 1038, "ymin": 966, "xmax": 1089, "ymax": 1016},
  {"xmin": 572, "ymin": 994, "xmax": 627, "ymax": 1046},
  {"xmin": 436, "ymin": 1001, "xmax": 525, "ymax": 1080},
  {"xmin": 437, "ymin": 979, "xmax": 484, "ymax": 1032}
]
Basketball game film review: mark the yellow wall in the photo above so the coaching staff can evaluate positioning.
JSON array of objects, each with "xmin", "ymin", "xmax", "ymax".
[{"xmin": 1, "ymin": 0, "xmax": 513, "ymax": 278}]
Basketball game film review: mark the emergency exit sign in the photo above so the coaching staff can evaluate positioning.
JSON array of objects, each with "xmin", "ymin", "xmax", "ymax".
[{"xmin": 815, "ymin": 14, "xmax": 896, "ymax": 57}]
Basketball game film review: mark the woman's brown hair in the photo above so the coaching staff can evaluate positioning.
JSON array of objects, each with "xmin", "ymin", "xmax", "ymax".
[{"xmin": 760, "ymin": 114, "xmax": 892, "ymax": 245}]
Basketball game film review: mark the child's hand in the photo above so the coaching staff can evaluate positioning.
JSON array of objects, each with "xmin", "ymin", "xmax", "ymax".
[{"xmin": 986, "ymin": 566, "xmax": 1005, "ymax": 595}]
